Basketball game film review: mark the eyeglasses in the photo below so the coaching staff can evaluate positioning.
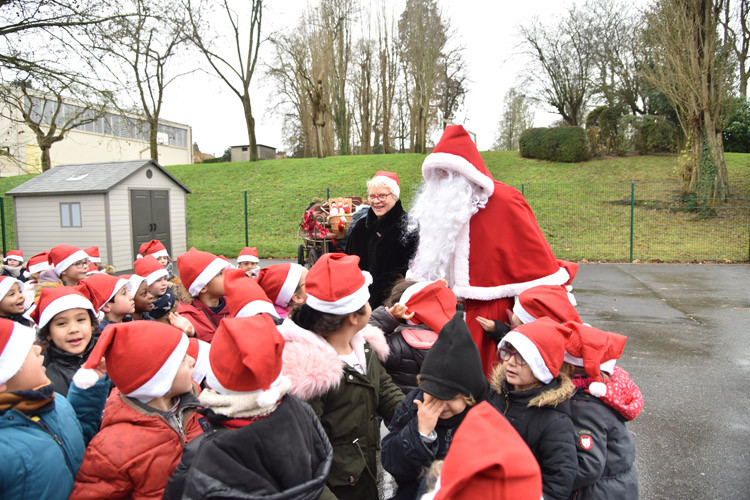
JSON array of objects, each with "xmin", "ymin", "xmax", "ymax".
[
  {"xmin": 73, "ymin": 259, "xmax": 89, "ymax": 269},
  {"xmin": 498, "ymin": 347, "xmax": 527, "ymax": 365},
  {"xmin": 367, "ymin": 193, "xmax": 391, "ymax": 202}
]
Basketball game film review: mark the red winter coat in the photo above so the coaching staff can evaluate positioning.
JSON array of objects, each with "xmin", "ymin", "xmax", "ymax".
[
  {"xmin": 177, "ymin": 298, "xmax": 229, "ymax": 343},
  {"xmin": 70, "ymin": 387, "xmax": 204, "ymax": 500}
]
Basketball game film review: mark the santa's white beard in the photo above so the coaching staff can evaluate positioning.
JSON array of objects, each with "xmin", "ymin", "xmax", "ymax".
[{"xmin": 406, "ymin": 171, "xmax": 486, "ymax": 284}]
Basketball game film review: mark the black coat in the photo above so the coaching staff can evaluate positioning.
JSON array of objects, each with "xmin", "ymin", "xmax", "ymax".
[
  {"xmin": 43, "ymin": 339, "xmax": 96, "ymax": 396},
  {"xmin": 164, "ymin": 394, "xmax": 333, "ymax": 500},
  {"xmin": 345, "ymin": 200, "xmax": 418, "ymax": 308},
  {"xmin": 486, "ymin": 366, "xmax": 578, "ymax": 500}
]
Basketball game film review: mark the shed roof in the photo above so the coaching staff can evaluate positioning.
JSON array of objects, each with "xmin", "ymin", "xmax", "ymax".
[{"xmin": 7, "ymin": 159, "xmax": 191, "ymax": 197}]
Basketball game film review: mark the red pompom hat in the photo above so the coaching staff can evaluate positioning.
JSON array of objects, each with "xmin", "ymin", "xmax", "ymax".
[
  {"xmin": 369, "ymin": 171, "xmax": 401, "ymax": 199},
  {"xmin": 4, "ymin": 249, "xmax": 23, "ymax": 263},
  {"xmin": 25, "ymin": 252, "xmax": 50, "ymax": 278},
  {"xmin": 177, "ymin": 247, "xmax": 230, "ymax": 297},
  {"xmin": 0, "ymin": 276, "xmax": 23, "ymax": 300},
  {"xmin": 398, "ymin": 280, "xmax": 457, "ymax": 333},
  {"xmin": 84, "ymin": 246, "xmax": 101, "ymax": 264},
  {"xmin": 133, "ymin": 255, "xmax": 168, "ymax": 286},
  {"xmin": 256, "ymin": 263, "xmax": 305, "ymax": 308},
  {"xmin": 237, "ymin": 247, "xmax": 260, "ymax": 263},
  {"xmin": 305, "ymin": 253, "xmax": 372, "ymax": 314},
  {"xmin": 0, "ymin": 319, "xmax": 36, "ymax": 385},
  {"xmin": 26, "ymin": 287, "xmax": 96, "ymax": 330},
  {"xmin": 432, "ymin": 402, "xmax": 542, "ymax": 500},
  {"xmin": 513, "ymin": 285, "xmax": 581, "ymax": 324},
  {"xmin": 138, "ymin": 239, "xmax": 169, "ymax": 259},
  {"xmin": 187, "ymin": 337, "xmax": 211, "ymax": 386},
  {"xmin": 77, "ymin": 273, "xmax": 130, "ymax": 312},
  {"xmin": 498, "ymin": 317, "xmax": 572, "ymax": 384},
  {"xmin": 73, "ymin": 320, "xmax": 189, "ymax": 403},
  {"xmin": 563, "ymin": 321, "xmax": 628, "ymax": 397},
  {"xmin": 48, "ymin": 244, "xmax": 89, "ymax": 276},
  {"xmin": 206, "ymin": 315, "xmax": 287, "ymax": 408},
  {"xmin": 223, "ymin": 268, "xmax": 278, "ymax": 318}
]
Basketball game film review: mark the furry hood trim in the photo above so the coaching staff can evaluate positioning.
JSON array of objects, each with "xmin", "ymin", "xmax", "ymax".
[
  {"xmin": 198, "ymin": 376, "xmax": 292, "ymax": 419},
  {"xmin": 490, "ymin": 364, "xmax": 574, "ymax": 408},
  {"xmin": 277, "ymin": 319, "xmax": 390, "ymax": 401}
]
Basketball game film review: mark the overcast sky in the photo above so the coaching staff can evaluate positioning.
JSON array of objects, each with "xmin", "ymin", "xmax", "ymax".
[{"xmin": 160, "ymin": 0, "xmax": 572, "ymax": 157}]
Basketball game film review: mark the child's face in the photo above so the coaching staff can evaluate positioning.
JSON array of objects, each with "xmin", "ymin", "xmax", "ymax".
[
  {"xmin": 2, "ymin": 345, "xmax": 49, "ymax": 392},
  {"xmin": 149, "ymin": 276, "xmax": 169, "ymax": 297},
  {"xmin": 203, "ymin": 270, "xmax": 225, "ymax": 298},
  {"xmin": 501, "ymin": 345, "xmax": 542, "ymax": 392},
  {"xmin": 133, "ymin": 282, "xmax": 154, "ymax": 312},
  {"xmin": 6, "ymin": 259, "xmax": 22, "ymax": 267},
  {"xmin": 105, "ymin": 286, "xmax": 135, "ymax": 316},
  {"xmin": 425, "ymin": 392, "xmax": 468, "ymax": 420},
  {"xmin": 290, "ymin": 268, "xmax": 308, "ymax": 305},
  {"xmin": 47, "ymin": 308, "xmax": 93, "ymax": 355},
  {"xmin": 156, "ymin": 256, "xmax": 170, "ymax": 268},
  {"xmin": 61, "ymin": 259, "xmax": 89, "ymax": 284},
  {"xmin": 238, "ymin": 261, "xmax": 257, "ymax": 270},
  {"xmin": 168, "ymin": 354, "xmax": 195, "ymax": 397},
  {"xmin": 0, "ymin": 282, "xmax": 25, "ymax": 315}
]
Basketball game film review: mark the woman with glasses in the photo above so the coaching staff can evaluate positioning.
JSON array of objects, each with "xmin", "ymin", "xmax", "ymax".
[{"xmin": 345, "ymin": 171, "xmax": 418, "ymax": 308}]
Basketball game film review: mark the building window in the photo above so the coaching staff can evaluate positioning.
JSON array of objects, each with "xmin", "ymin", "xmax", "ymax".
[
  {"xmin": 241, "ymin": 147, "xmax": 248, "ymax": 152},
  {"xmin": 60, "ymin": 202, "xmax": 82, "ymax": 227}
]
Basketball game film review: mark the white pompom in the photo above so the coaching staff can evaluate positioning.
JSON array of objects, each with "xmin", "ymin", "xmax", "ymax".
[
  {"xmin": 589, "ymin": 381, "xmax": 607, "ymax": 397},
  {"xmin": 256, "ymin": 387, "xmax": 280, "ymax": 408},
  {"xmin": 72, "ymin": 368, "xmax": 101, "ymax": 390}
]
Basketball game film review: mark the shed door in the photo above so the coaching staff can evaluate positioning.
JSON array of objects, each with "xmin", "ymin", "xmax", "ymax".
[{"xmin": 131, "ymin": 190, "xmax": 172, "ymax": 259}]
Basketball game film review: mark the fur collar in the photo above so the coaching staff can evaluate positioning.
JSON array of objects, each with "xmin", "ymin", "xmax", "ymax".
[
  {"xmin": 277, "ymin": 318, "xmax": 389, "ymax": 401},
  {"xmin": 198, "ymin": 376, "xmax": 292, "ymax": 419},
  {"xmin": 490, "ymin": 364, "xmax": 574, "ymax": 408}
]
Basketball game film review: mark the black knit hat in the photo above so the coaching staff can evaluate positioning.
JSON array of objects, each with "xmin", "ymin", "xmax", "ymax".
[{"xmin": 419, "ymin": 310, "xmax": 487, "ymax": 401}]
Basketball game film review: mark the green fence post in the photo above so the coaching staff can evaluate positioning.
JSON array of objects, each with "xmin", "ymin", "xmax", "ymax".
[
  {"xmin": 0, "ymin": 197, "xmax": 6, "ymax": 257},
  {"xmin": 521, "ymin": 183, "xmax": 525, "ymax": 197},
  {"xmin": 243, "ymin": 191, "xmax": 249, "ymax": 247},
  {"xmin": 326, "ymin": 187, "xmax": 330, "ymax": 200},
  {"xmin": 630, "ymin": 181, "xmax": 635, "ymax": 263}
]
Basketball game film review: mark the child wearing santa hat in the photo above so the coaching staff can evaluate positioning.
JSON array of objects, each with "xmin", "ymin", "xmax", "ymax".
[
  {"xmin": 223, "ymin": 268, "xmax": 280, "ymax": 320},
  {"xmin": 125, "ymin": 274, "xmax": 155, "ymax": 321},
  {"xmin": 0, "ymin": 318, "xmax": 109, "ymax": 500},
  {"xmin": 369, "ymin": 278, "xmax": 457, "ymax": 394},
  {"xmin": 381, "ymin": 309, "xmax": 492, "ymax": 500},
  {"xmin": 0, "ymin": 276, "xmax": 32, "ymax": 327},
  {"xmin": 236, "ymin": 246, "xmax": 261, "ymax": 277},
  {"xmin": 486, "ymin": 317, "xmax": 578, "ymax": 500},
  {"xmin": 77, "ymin": 273, "xmax": 135, "ymax": 329},
  {"xmin": 70, "ymin": 320, "xmax": 204, "ymax": 499},
  {"xmin": 255, "ymin": 262, "xmax": 307, "ymax": 318},
  {"xmin": 278, "ymin": 253, "xmax": 404, "ymax": 500},
  {"xmin": 163, "ymin": 315, "xmax": 334, "ymax": 499},
  {"xmin": 561, "ymin": 322, "xmax": 642, "ymax": 500},
  {"xmin": 135, "ymin": 254, "xmax": 176, "ymax": 321},
  {"xmin": 2, "ymin": 249, "xmax": 26, "ymax": 281},
  {"xmin": 139, "ymin": 239, "xmax": 179, "ymax": 283},
  {"xmin": 176, "ymin": 247, "xmax": 231, "ymax": 342}
]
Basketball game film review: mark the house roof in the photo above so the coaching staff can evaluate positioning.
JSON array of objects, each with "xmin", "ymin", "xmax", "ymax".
[
  {"xmin": 7, "ymin": 159, "xmax": 191, "ymax": 197},
  {"xmin": 230, "ymin": 144, "xmax": 276, "ymax": 149}
]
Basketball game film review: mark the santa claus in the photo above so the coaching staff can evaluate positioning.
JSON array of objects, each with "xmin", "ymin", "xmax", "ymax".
[{"xmin": 406, "ymin": 125, "xmax": 572, "ymax": 375}]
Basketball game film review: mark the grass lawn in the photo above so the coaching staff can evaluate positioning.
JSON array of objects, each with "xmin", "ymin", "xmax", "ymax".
[{"xmin": 1, "ymin": 152, "xmax": 748, "ymax": 262}]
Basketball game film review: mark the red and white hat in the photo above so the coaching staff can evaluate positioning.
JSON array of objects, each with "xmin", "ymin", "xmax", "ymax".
[
  {"xmin": 138, "ymin": 239, "xmax": 169, "ymax": 259},
  {"xmin": 430, "ymin": 402, "xmax": 542, "ymax": 500},
  {"xmin": 206, "ymin": 315, "xmax": 287, "ymax": 407},
  {"xmin": 84, "ymin": 246, "xmax": 101, "ymax": 264},
  {"xmin": 0, "ymin": 276, "xmax": 23, "ymax": 299},
  {"xmin": 564, "ymin": 321, "xmax": 627, "ymax": 397},
  {"xmin": 422, "ymin": 125, "xmax": 495, "ymax": 200},
  {"xmin": 48, "ymin": 244, "xmax": 89, "ymax": 276},
  {"xmin": 4, "ymin": 250, "xmax": 23, "ymax": 263},
  {"xmin": 305, "ymin": 253, "xmax": 372, "ymax": 314},
  {"xmin": 133, "ymin": 255, "xmax": 168, "ymax": 286},
  {"xmin": 237, "ymin": 247, "xmax": 260, "ymax": 264},
  {"xmin": 72, "ymin": 320, "xmax": 189, "ymax": 403},
  {"xmin": 124, "ymin": 274, "xmax": 146, "ymax": 295},
  {"xmin": 556, "ymin": 259, "xmax": 579, "ymax": 287},
  {"xmin": 25, "ymin": 252, "xmax": 50, "ymax": 278},
  {"xmin": 27, "ymin": 287, "xmax": 96, "ymax": 330},
  {"xmin": 187, "ymin": 337, "xmax": 211, "ymax": 385},
  {"xmin": 77, "ymin": 273, "xmax": 130, "ymax": 312},
  {"xmin": 369, "ymin": 171, "xmax": 401, "ymax": 199},
  {"xmin": 499, "ymin": 317, "xmax": 572, "ymax": 384},
  {"xmin": 85, "ymin": 262, "xmax": 102, "ymax": 276},
  {"xmin": 513, "ymin": 285, "xmax": 581, "ymax": 325},
  {"xmin": 399, "ymin": 280, "xmax": 456, "ymax": 333},
  {"xmin": 177, "ymin": 247, "xmax": 231, "ymax": 297},
  {"xmin": 224, "ymin": 268, "xmax": 278, "ymax": 318},
  {"xmin": 0, "ymin": 319, "xmax": 36, "ymax": 385},
  {"xmin": 256, "ymin": 263, "xmax": 305, "ymax": 308}
]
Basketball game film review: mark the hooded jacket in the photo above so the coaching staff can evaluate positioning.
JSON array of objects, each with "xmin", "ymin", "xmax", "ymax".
[
  {"xmin": 486, "ymin": 365, "xmax": 578, "ymax": 500},
  {"xmin": 176, "ymin": 297, "xmax": 229, "ymax": 343},
  {"xmin": 43, "ymin": 339, "xmax": 97, "ymax": 396}
]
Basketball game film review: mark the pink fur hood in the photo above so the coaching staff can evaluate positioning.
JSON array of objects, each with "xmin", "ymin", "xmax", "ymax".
[{"xmin": 277, "ymin": 318, "xmax": 390, "ymax": 401}]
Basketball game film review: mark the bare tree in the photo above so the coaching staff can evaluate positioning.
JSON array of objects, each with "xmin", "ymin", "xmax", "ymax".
[
  {"xmin": 352, "ymin": 37, "xmax": 375, "ymax": 154},
  {"xmin": 721, "ymin": 0, "xmax": 750, "ymax": 97},
  {"xmin": 494, "ymin": 87, "xmax": 534, "ymax": 151},
  {"xmin": 435, "ymin": 47, "xmax": 468, "ymax": 128},
  {"xmin": 377, "ymin": 1, "xmax": 399, "ymax": 154}
]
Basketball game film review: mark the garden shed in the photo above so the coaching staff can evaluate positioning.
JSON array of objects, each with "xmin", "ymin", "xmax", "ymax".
[{"xmin": 7, "ymin": 159, "xmax": 190, "ymax": 273}]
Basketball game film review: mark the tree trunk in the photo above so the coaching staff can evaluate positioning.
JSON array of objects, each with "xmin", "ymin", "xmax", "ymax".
[
  {"xmin": 149, "ymin": 120, "xmax": 159, "ymax": 162},
  {"xmin": 242, "ymin": 94, "xmax": 258, "ymax": 161},
  {"xmin": 40, "ymin": 144, "xmax": 52, "ymax": 172},
  {"xmin": 703, "ymin": 111, "xmax": 729, "ymax": 201}
]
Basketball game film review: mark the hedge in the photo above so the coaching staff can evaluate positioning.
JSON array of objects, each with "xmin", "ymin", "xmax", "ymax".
[{"xmin": 519, "ymin": 126, "xmax": 591, "ymax": 162}]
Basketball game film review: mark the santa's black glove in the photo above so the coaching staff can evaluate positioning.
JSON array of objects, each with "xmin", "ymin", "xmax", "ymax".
[{"xmin": 485, "ymin": 320, "xmax": 511, "ymax": 343}]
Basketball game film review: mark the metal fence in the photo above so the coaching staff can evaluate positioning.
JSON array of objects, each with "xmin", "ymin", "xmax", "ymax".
[{"xmin": 2, "ymin": 180, "xmax": 748, "ymax": 262}]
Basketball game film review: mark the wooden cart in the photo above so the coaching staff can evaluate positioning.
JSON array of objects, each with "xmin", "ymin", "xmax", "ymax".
[{"xmin": 297, "ymin": 196, "xmax": 363, "ymax": 268}]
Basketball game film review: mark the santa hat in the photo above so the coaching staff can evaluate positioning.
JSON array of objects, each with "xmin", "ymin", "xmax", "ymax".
[
  {"xmin": 133, "ymin": 255, "xmax": 168, "ymax": 286},
  {"xmin": 177, "ymin": 247, "xmax": 231, "ymax": 297},
  {"xmin": 256, "ymin": 263, "xmax": 305, "ymax": 308},
  {"xmin": 187, "ymin": 337, "xmax": 211, "ymax": 385},
  {"xmin": 563, "ymin": 321, "xmax": 627, "ymax": 397},
  {"xmin": 206, "ymin": 315, "xmax": 286, "ymax": 407},
  {"xmin": 0, "ymin": 276, "xmax": 23, "ymax": 299},
  {"xmin": 24, "ymin": 252, "xmax": 50, "ymax": 278},
  {"xmin": 237, "ymin": 247, "xmax": 260, "ymax": 263},
  {"xmin": 84, "ymin": 246, "xmax": 101, "ymax": 264},
  {"xmin": 556, "ymin": 259, "xmax": 579, "ymax": 287},
  {"xmin": 0, "ymin": 319, "xmax": 36, "ymax": 385},
  {"xmin": 26, "ymin": 287, "xmax": 96, "ymax": 330},
  {"xmin": 499, "ymin": 318, "xmax": 572, "ymax": 384},
  {"xmin": 48, "ymin": 245, "xmax": 89, "ymax": 276},
  {"xmin": 431, "ymin": 402, "xmax": 542, "ymax": 500},
  {"xmin": 513, "ymin": 285, "xmax": 581, "ymax": 325},
  {"xmin": 77, "ymin": 273, "xmax": 130, "ymax": 312},
  {"xmin": 369, "ymin": 171, "xmax": 401, "ymax": 199},
  {"xmin": 72, "ymin": 320, "xmax": 189, "ymax": 403},
  {"xmin": 124, "ymin": 274, "xmax": 146, "ymax": 295},
  {"xmin": 85, "ymin": 262, "xmax": 102, "ymax": 276},
  {"xmin": 4, "ymin": 250, "xmax": 23, "ymax": 263},
  {"xmin": 305, "ymin": 253, "xmax": 372, "ymax": 314},
  {"xmin": 138, "ymin": 239, "xmax": 169, "ymax": 259},
  {"xmin": 223, "ymin": 268, "xmax": 278, "ymax": 318},
  {"xmin": 422, "ymin": 125, "xmax": 495, "ymax": 200},
  {"xmin": 399, "ymin": 280, "xmax": 457, "ymax": 333}
]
